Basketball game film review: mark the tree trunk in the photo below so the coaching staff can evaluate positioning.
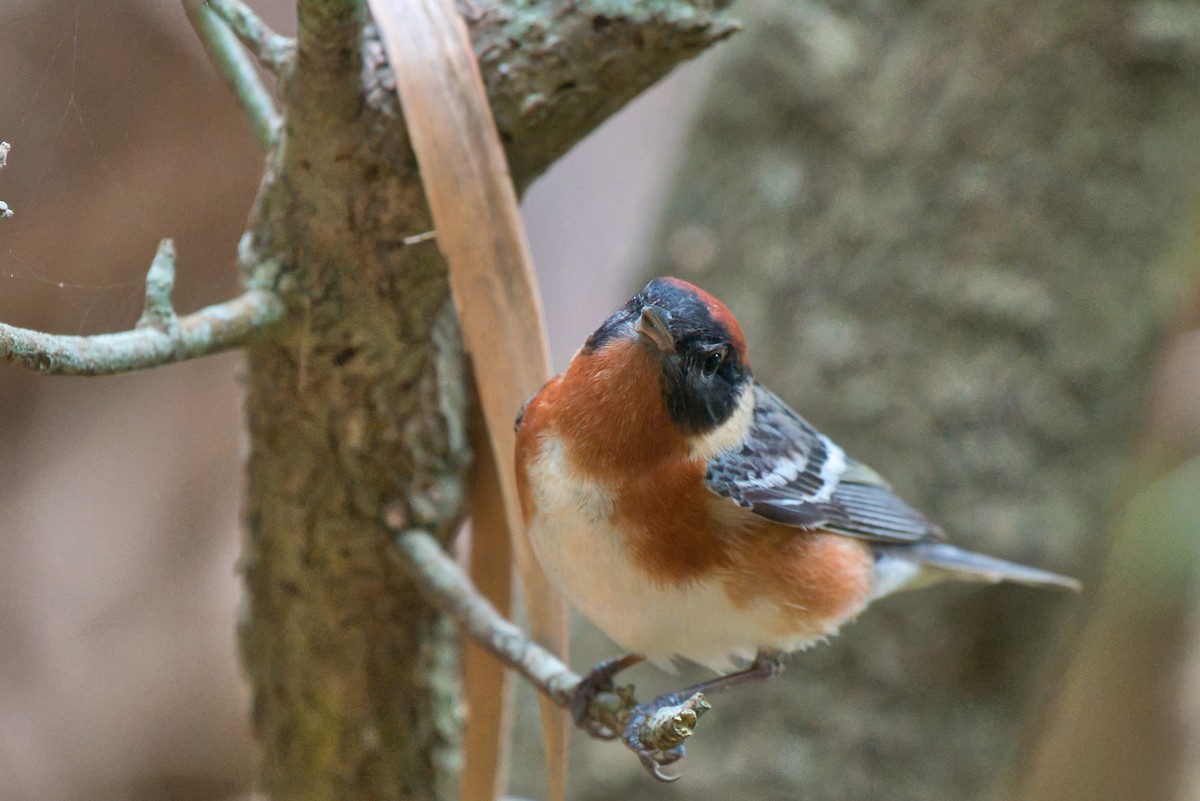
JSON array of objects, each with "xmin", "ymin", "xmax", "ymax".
[{"xmin": 233, "ymin": 2, "xmax": 734, "ymax": 799}]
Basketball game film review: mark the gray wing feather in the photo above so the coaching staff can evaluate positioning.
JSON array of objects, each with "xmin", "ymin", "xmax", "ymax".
[{"xmin": 704, "ymin": 384, "xmax": 937, "ymax": 543}]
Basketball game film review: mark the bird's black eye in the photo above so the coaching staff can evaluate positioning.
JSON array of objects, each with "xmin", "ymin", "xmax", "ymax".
[{"xmin": 701, "ymin": 347, "xmax": 727, "ymax": 377}]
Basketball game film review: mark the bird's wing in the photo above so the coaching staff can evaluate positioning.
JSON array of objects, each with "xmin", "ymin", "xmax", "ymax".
[{"xmin": 704, "ymin": 383, "xmax": 938, "ymax": 543}]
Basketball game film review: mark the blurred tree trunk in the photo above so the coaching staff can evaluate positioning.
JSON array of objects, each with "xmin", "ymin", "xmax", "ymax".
[
  {"xmin": 1021, "ymin": 292, "xmax": 1200, "ymax": 801},
  {"xmin": 575, "ymin": 0, "xmax": 1200, "ymax": 798}
]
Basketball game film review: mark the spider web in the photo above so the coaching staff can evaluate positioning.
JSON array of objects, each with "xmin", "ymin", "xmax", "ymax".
[{"xmin": 0, "ymin": 0, "xmax": 250, "ymax": 335}]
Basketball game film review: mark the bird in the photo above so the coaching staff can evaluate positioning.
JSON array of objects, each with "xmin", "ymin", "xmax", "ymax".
[{"xmin": 514, "ymin": 276, "xmax": 1078, "ymax": 774}]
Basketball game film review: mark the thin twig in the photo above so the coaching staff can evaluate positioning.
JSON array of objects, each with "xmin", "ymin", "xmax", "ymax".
[
  {"xmin": 396, "ymin": 526, "xmax": 578, "ymax": 705},
  {"xmin": 205, "ymin": 0, "xmax": 294, "ymax": 73},
  {"xmin": 137, "ymin": 239, "xmax": 181, "ymax": 334},
  {"xmin": 183, "ymin": 0, "xmax": 281, "ymax": 149},
  {"xmin": 401, "ymin": 230, "xmax": 436, "ymax": 247},
  {"xmin": 634, "ymin": 694, "xmax": 711, "ymax": 751},
  {"xmin": 0, "ymin": 238, "xmax": 286, "ymax": 375},
  {"xmin": 0, "ymin": 141, "xmax": 12, "ymax": 219},
  {"xmin": 392, "ymin": 528, "xmax": 711, "ymax": 770}
]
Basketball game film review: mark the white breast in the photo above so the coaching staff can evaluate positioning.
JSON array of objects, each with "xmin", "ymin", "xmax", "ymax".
[{"xmin": 524, "ymin": 435, "xmax": 819, "ymax": 671}]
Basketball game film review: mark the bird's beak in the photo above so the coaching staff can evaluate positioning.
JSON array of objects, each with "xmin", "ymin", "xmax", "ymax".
[{"xmin": 636, "ymin": 305, "xmax": 674, "ymax": 353}]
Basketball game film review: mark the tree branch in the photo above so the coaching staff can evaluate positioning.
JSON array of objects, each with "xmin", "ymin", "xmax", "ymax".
[
  {"xmin": 0, "ymin": 141, "xmax": 13, "ymax": 218},
  {"xmin": 0, "ymin": 239, "xmax": 285, "ymax": 375},
  {"xmin": 396, "ymin": 527, "xmax": 577, "ymax": 705},
  {"xmin": 138, "ymin": 238, "xmax": 181, "ymax": 334},
  {"xmin": 298, "ymin": 0, "xmax": 364, "ymax": 53},
  {"xmin": 183, "ymin": 0, "xmax": 282, "ymax": 149},
  {"xmin": 393, "ymin": 528, "xmax": 711, "ymax": 772},
  {"xmin": 359, "ymin": 0, "xmax": 739, "ymax": 189},
  {"xmin": 205, "ymin": 0, "xmax": 294, "ymax": 73},
  {"xmin": 468, "ymin": 0, "xmax": 740, "ymax": 187},
  {"xmin": 294, "ymin": 0, "xmax": 364, "ymax": 120}
]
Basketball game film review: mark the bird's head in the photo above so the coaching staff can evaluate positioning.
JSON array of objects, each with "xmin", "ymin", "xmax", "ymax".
[{"xmin": 583, "ymin": 277, "xmax": 753, "ymax": 439}]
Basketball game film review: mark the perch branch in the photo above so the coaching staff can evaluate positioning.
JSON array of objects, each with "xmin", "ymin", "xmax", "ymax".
[
  {"xmin": 0, "ymin": 238, "xmax": 286, "ymax": 375},
  {"xmin": 183, "ymin": 0, "xmax": 281, "ymax": 149},
  {"xmin": 393, "ymin": 528, "xmax": 711, "ymax": 773},
  {"xmin": 205, "ymin": 0, "xmax": 294, "ymax": 73},
  {"xmin": 633, "ymin": 694, "xmax": 711, "ymax": 751}
]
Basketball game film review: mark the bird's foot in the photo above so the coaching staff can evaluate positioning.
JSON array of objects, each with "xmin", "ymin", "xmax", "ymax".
[
  {"xmin": 577, "ymin": 650, "xmax": 778, "ymax": 780},
  {"xmin": 616, "ymin": 650, "xmax": 781, "ymax": 781},
  {"xmin": 620, "ymin": 690, "xmax": 709, "ymax": 783},
  {"xmin": 571, "ymin": 653, "xmax": 645, "ymax": 739}
]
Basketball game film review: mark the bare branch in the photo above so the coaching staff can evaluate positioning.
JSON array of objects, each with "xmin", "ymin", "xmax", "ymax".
[
  {"xmin": 298, "ymin": 0, "xmax": 364, "ymax": 48},
  {"xmin": 394, "ymin": 526, "xmax": 577, "ymax": 705},
  {"xmin": 183, "ymin": 0, "xmax": 281, "ymax": 149},
  {"xmin": 295, "ymin": 0, "xmax": 364, "ymax": 86},
  {"xmin": 205, "ymin": 0, "xmax": 294, "ymax": 73},
  {"xmin": 392, "ymin": 528, "xmax": 711, "ymax": 771},
  {"xmin": 468, "ymin": 0, "xmax": 741, "ymax": 188},
  {"xmin": 634, "ymin": 694, "xmax": 710, "ymax": 751},
  {"xmin": 138, "ymin": 239, "xmax": 181, "ymax": 334},
  {"xmin": 359, "ymin": 1, "xmax": 740, "ymax": 189},
  {"xmin": 0, "ymin": 239, "xmax": 285, "ymax": 375}
]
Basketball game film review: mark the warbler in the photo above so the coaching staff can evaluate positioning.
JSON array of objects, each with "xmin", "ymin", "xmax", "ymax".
[{"xmin": 514, "ymin": 277, "xmax": 1077, "ymax": 773}]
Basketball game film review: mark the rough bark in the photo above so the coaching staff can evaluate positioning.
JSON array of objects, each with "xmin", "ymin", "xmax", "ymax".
[
  {"xmin": 233, "ymin": 2, "xmax": 733, "ymax": 800},
  {"xmin": 571, "ymin": 0, "xmax": 1200, "ymax": 798}
]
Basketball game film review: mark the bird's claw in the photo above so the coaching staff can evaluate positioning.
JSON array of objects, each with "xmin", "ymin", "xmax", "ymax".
[
  {"xmin": 575, "ymin": 655, "xmax": 713, "ymax": 781},
  {"xmin": 633, "ymin": 745, "xmax": 684, "ymax": 782},
  {"xmin": 620, "ymin": 692, "xmax": 695, "ymax": 783},
  {"xmin": 571, "ymin": 653, "xmax": 645, "ymax": 739}
]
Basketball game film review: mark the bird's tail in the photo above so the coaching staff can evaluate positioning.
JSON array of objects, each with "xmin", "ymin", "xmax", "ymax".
[{"xmin": 872, "ymin": 542, "xmax": 1080, "ymax": 599}]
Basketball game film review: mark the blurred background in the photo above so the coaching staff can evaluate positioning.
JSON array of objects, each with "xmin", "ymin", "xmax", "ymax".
[{"xmin": 1, "ymin": 1, "xmax": 1199, "ymax": 800}]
